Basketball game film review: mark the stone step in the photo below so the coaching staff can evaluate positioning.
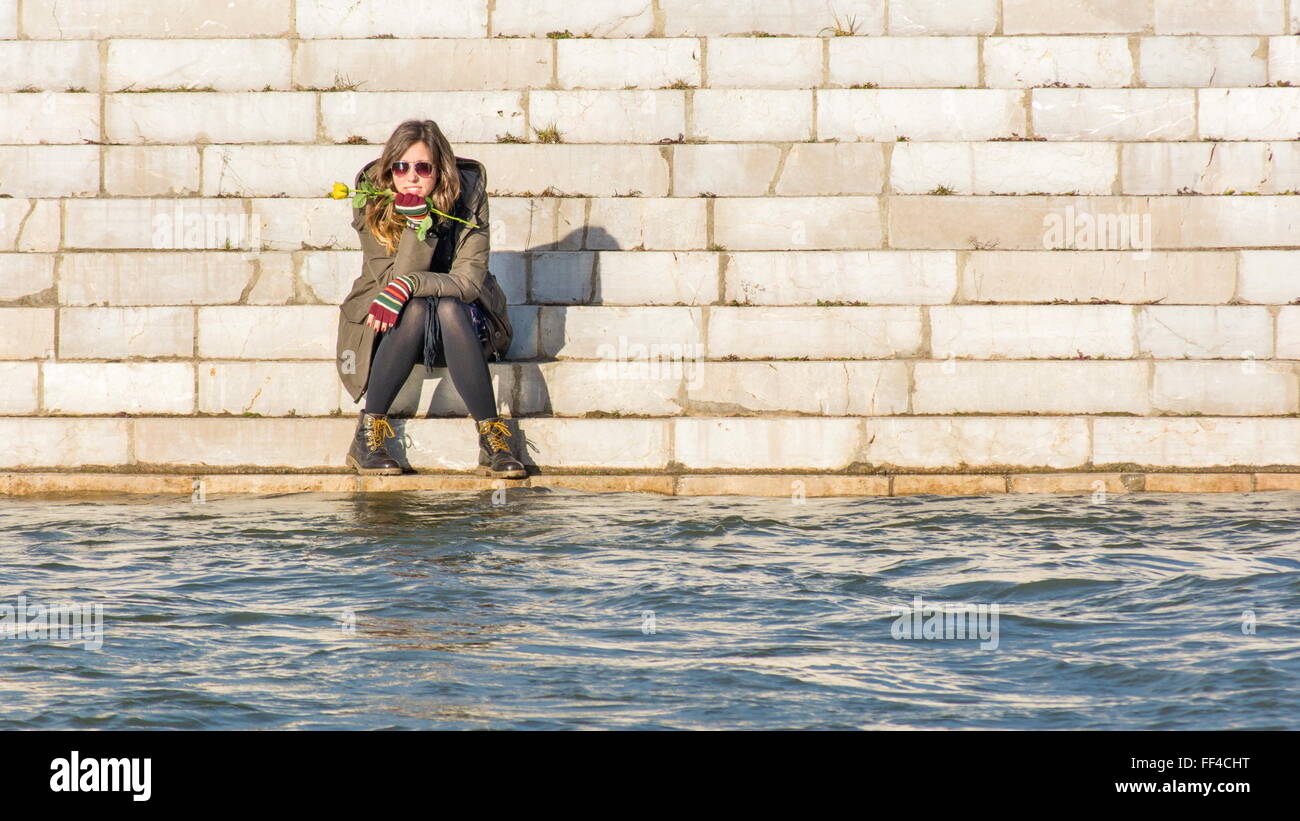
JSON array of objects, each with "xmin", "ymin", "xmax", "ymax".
[
  {"xmin": 1, "ymin": 470, "xmax": 1296, "ymax": 499},
  {"xmin": 13, "ymin": 249, "xmax": 1300, "ymax": 308},
  {"xmin": 3, "ymin": 358, "xmax": 1299, "ymax": 417},
  {"xmin": 15, "ymin": 193, "xmax": 1300, "ymax": 258},
  {"xmin": 20, "ymin": 141, "xmax": 1300, "ymax": 199},
  {"xmin": 4, "ymin": 416, "xmax": 1300, "ymax": 471},
  {"xmin": 12, "ymin": 2, "xmax": 1296, "ymax": 44}
]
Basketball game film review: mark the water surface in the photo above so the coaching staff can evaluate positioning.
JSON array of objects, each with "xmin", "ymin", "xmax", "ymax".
[{"xmin": 1, "ymin": 489, "xmax": 1297, "ymax": 729}]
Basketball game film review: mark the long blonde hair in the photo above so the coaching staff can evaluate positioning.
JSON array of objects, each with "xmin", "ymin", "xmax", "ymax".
[{"xmin": 361, "ymin": 119, "xmax": 462, "ymax": 255}]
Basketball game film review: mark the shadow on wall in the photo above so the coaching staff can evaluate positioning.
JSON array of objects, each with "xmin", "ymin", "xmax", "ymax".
[{"xmin": 388, "ymin": 225, "xmax": 625, "ymax": 426}]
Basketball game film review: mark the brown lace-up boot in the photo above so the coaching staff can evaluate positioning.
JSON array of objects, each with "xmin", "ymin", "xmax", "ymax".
[
  {"xmin": 476, "ymin": 416, "xmax": 527, "ymax": 478},
  {"xmin": 346, "ymin": 409, "xmax": 402, "ymax": 475}
]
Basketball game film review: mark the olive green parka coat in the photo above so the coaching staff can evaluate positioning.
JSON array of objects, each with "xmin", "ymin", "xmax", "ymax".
[{"xmin": 335, "ymin": 156, "xmax": 513, "ymax": 404}]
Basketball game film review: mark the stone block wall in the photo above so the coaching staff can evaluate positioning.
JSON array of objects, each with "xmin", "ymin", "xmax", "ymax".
[{"xmin": 3, "ymin": 0, "xmax": 1300, "ymax": 476}]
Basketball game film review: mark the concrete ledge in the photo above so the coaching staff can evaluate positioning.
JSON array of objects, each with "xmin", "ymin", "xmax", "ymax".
[{"xmin": 3, "ymin": 472, "xmax": 1300, "ymax": 497}]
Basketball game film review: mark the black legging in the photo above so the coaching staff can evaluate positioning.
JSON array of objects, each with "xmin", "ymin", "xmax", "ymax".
[{"xmin": 363, "ymin": 296, "xmax": 496, "ymax": 420}]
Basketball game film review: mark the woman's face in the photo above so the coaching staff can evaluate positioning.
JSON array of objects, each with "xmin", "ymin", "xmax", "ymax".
[{"xmin": 392, "ymin": 142, "xmax": 436, "ymax": 199}]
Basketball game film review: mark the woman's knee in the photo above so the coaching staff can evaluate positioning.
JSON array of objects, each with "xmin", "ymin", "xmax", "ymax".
[
  {"xmin": 434, "ymin": 295, "xmax": 469, "ymax": 323},
  {"xmin": 397, "ymin": 295, "xmax": 429, "ymax": 325}
]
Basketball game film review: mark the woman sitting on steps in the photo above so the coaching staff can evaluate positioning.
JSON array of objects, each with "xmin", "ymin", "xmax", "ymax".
[{"xmin": 334, "ymin": 118, "xmax": 526, "ymax": 479}]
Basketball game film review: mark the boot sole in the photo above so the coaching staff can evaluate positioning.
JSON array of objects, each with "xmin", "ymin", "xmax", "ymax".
[
  {"xmin": 476, "ymin": 464, "xmax": 527, "ymax": 479},
  {"xmin": 347, "ymin": 454, "xmax": 403, "ymax": 475}
]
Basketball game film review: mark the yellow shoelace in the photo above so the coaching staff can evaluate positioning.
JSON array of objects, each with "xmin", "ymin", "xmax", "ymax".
[
  {"xmin": 366, "ymin": 416, "xmax": 396, "ymax": 451},
  {"xmin": 478, "ymin": 419, "xmax": 513, "ymax": 453}
]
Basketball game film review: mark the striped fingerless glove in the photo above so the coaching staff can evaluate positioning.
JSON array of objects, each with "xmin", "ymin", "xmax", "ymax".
[
  {"xmin": 368, "ymin": 273, "xmax": 418, "ymax": 327},
  {"xmin": 394, "ymin": 192, "xmax": 430, "ymax": 229}
]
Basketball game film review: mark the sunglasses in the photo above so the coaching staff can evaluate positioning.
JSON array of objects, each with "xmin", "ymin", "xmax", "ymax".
[{"xmin": 391, "ymin": 161, "xmax": 434, "ymax": 178}]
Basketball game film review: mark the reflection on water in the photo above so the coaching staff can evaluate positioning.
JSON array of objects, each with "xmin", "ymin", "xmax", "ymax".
[{"xmin": 1, "ymin": 488, "xmax": 1298, "ymax": 729}]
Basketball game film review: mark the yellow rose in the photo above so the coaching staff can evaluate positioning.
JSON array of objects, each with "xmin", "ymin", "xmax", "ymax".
[{"xmin": 330, "ymin": 182, "xmax": 350, "ymax": 199}]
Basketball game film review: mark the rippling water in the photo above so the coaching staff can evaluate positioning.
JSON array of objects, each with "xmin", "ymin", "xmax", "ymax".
[{"xmin": 1, "ymin": 488, "xmax": 1297, "ymax": 730}]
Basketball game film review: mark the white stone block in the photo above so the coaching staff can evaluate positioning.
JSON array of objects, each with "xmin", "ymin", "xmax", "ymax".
[
  {"xmin": 522, "ymin": 361, "xmax": 683, "ymax": 416},
  {"xmin": 691, "ymin": 90, "xmax": 813, "ymax": 141},
  {"xmin": 132, "ymin": 418, "xmax": 353, "ymax": 468},
  {"xmin": 1093, "ymin": 417, "xmax": 1300, "ymax": 467},
  {"xmin": 3, "ymin": 200, "xmax": 60, "ymax": 252},
  {"xmin": 0, "ymin": 362, "xmax": 38, "ymax": 414},
  {"xmin": 448, "ymin": 145, "xmax": 670, "ymax": 198},
  {"xmin": 818, "ymin": 89, "xmax": 1027, "ymax": 141},
  {"xmin": 1003, "ymin": 0, "xmax": 1150, "ymax": 35},
  {"xmin": 196, "ymin": 144, "xmax": 377, "ymax": 197},
  {"xmin": 930, "ymin": 305, "xmax": 1136, "ymax": 359},
  {"xmin": 321, "ymin": 91, "xmax": 527, "ymax": 145},
  {"xmin": 43, "ymin": 362, "xmax": 194, "ymax": 414},
  {"xmin": 66, "ymin": 198, "xmax": 257, "ymax": 250},
  {"xmin": 866, "ymin": 416, "xmax": 1091, "ymax": 468},
  {"xmin": 0, "ymin": 93, "xmax": 98, "ymax": 144},
  {"xmin": 299, "ymin": 251, "xmax": 360, "ymax": 305},
  {"xmin": 892, "ymin": 142, "xmax": 1117, "ymax": 194},
  {"xmin": 21, "ymin": 0, "xmax": 291, "ymax": 38},
  {"xmin": 914, "ymin": 360, "xmax": 1149, "ymax": 413},
  {"xmin": 1153, "ymin": 0, "xmax": 1284, "ymax": 35},
  {"xmin": 106, "ymin": 92, "xmax": 316, "ymax": 144},
  {"xmin": 529, "ymin": 90, "xmax": 686, "ymax": 143},
  {"xmin": 1137, "ymin": 306, "xmax": 1273, "ymax": 358},
  {"xmin": 1199, "ymin": 88, "xmax": 1300, "ymax": 140},
  {"xmin": 671, "ymin": 144, "xmax": 784, "ymax": 197},
  {"xmin": 297, "ymin": 0, "xmax": 485, "ymax": 38},
  {"xmin": 1239, "ymin": 250, "xmax": 1300, "ymax": 303},
  {"xmin": 1032, "ymin": 89, "xmax": 1196, "ymax": 140},
  {"xmin": 706, "ymin": 37, "xmax": 822, "ymax": 89},
  {"xmin": 724, "ymin": 250, "xmax": 956, "ymax": 304},
  {"xmin": 0, "ymin": 308, "xmax": 54, "ymax": 358},
  {"xmin": 59, "ymin": 251, "xmax": 256, "ymax": 305},
  {"xmin": 592, "ymin": 251, "xmax": 719, "ymax": 305},
  {"xmin": 1153, "ymin": 361, "xmax": 1297, "ymax": 414},
  {"xmin": 713, "ymin": 196, "xmax": 881, "ymax": 249},
  {"xmin": 1271, "ymin": 305, "xmax": 1300, "ymax": 356},
  {"xmin": 531, "ymin": 251, "xmax": 595, "ymax": 303},
  {"xmin": 1125, "ymin": 141, "xmax": 1300, "ymax": 194},
  {"xmin": 829, "ymin": 37, "xmax": 979, "ymax": 88},
  {"xmin": 539, "ymin": 306, "xmax": 703, "ymax": 359},
  {"xmin": 707, "ymin": 306, "xmax": 923, "ymax": 359},
  {"xmin": 505, "ymin": 305, "xmax": 540, "ymax": 360},
  {"xmin": 0, "ymin": 419, "xmax": 130, "ymax": 468},
  {"xmin": 0, "ymin": 41, "xmax": 99, "ymax": 92},
  {"xmin": 583, "ymin": 196, "xmax": 707, "ymax": 250},
  {"xmin": 294, "ymin": 38, "xmax": 552, "ymax": 91},
  {"xmin": 59, "ymin": 307, "xmax": 194, "ymax": 359},
  {"xmin": 961, "ymin": 250, "xmax": 1236, "ymax": 304},
  {"xmin": 683, "ymin": 361, "xmax": 911, "ymax": 415},
  {"xmin": 104, "ymin": 146, "xmax": 201, "ymax": 196},
  {"xmin": 983, "ymin": 36, "xmax": 1134, "ymax": 87},
  {"xmin": 673, "ymin": 417, "xmax": 863, "ymax": 470},
  {"xmin": 559, "ymin": 38, "xmax": 702, "ymax": 89},
  {"xmin": 493, "ymin": 0, "xmax": 653, "ymax": 37},
  {"xmin": 0, "ymin": 253, "xmax": 54, "ymax": 301},
  {"xmin": 107, "ymin": 39, "xmax": 292, "ymax": 91},
  {"xmin": 197, "ymin": 306, "xmax": 338, "ymax": 359},
  {"xmin": 1141, "ymin": 36, "xmax": 1266, "ymax": 87},
  {"xmin": 889, "ymin": 0, "xmax": 997, "ymax": 35},
  {"xmin": 199, "ymin": 361, "xmax": 345, "ymax": 416},
  {"xmin": 774, "ymin": 143, "xmax": 886, "ymax": 195},
  {"xmin": 659, "ymin": 0, "xmax": 885, "ymax": 37}
]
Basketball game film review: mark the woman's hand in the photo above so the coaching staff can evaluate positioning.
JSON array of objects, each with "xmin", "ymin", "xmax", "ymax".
[
  {"xmin": 366, "ymin": 274, "xmax": 418, "ymax": 332},
  {"xmin": 394, "ymin": 192, "xmax": 430, "ymax": 230}
]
